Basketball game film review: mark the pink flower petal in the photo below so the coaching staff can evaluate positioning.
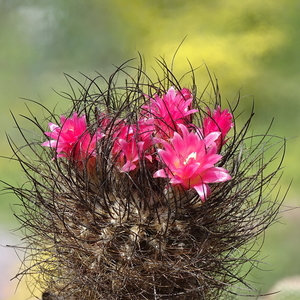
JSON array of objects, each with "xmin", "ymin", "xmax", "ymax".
[
  {"xmin": 202, "ymin": 168, "xmax": 232, "ymax": 183},
  {"xmin": 194, "ymin": 184, "xmax": 211, "ymax": 201},
  {"xmin": 153, "ymin": 169, "xmax": 168, "ymax": 178}
]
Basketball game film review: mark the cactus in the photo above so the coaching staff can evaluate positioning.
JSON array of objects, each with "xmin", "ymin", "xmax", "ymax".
[{"xmin": 6, "ymin": 58, "xmax": 286, "ymax": 299}]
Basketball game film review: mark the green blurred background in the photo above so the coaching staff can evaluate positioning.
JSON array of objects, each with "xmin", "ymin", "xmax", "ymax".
[{"xmin": 0, "ymin": 1, "xmax": 299, "ymax": 299}]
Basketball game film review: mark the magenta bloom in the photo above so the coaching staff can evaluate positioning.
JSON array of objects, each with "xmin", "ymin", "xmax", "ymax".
[
  {"xmin": 154, "ymin": 124, "xmax": 231, "ymax": 201},
  {"xmin": 111, "ymin": 121, "xmax": 154, "ymax": 172},
  {"xmin": 42, "ymin": 112, "xmax": 104, "ymax": 161},
  {"xmin": 111, "ymin": 124, "xmax": 141, "ymax": 172},
  {"xmin": 142, "ymin": 87, "xmax": 197, "ymax": 139},
  {"xmin": 203, "ymin": 106, "xmax": 233, "ymax": 149}
]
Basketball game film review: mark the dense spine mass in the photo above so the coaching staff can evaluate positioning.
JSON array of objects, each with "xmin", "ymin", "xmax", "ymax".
[{"xmin": 7, "ymin": 59, "xmax": 285, "ymax": 299}]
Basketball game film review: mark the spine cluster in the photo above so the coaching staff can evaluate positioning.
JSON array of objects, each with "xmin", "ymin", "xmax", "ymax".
[{"xmin": 7, "ymin": 60, "xmax": 285, "ymax": 300}]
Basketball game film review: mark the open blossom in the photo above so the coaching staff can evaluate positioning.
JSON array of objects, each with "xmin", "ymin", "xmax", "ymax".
[
  {"xmin": 41, "ymin": 89, "xmax": 234, "ymax": 189},
  {"xmin": 154, "ymin": 124, "xmax": 231, "ymax": 201},
  {"xmin": 141, "ymin": 87, "xmax": 197, "ymax": 139},
  {"xmin": 203, "ymin": 106, "xmax": 233, "ymax": 149},
  {"xmin": 42, "ymin": 112, "xmax": 104, "ymax": 161}
]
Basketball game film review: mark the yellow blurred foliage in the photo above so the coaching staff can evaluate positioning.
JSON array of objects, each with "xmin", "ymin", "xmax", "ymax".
[{"xmin": 110, "ymin": 0, "xmax": 287, "ymax": 88}]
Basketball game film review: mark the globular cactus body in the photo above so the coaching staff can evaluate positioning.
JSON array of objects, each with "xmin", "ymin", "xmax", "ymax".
[{"xmin": 7, "ymin": 59, "xmax": 285, "ymax": 300}]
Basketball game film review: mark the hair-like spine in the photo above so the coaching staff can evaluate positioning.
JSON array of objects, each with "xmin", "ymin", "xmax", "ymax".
[{"xmin": 5, "ymin": 58, "xmax": 286, "ymax": 299}]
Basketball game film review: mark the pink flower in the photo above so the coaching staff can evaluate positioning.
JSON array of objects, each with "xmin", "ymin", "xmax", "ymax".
[
  {"xmin": 153, "ymin": 124, "xmax": 231, "ymax": 201},
  {"xmin": 203, "ymin": 106, "xmax": 233, "ymax": 149},
  {"xmin": 42, "ymin": 112, "xmax": 104, "ymax": 161},
  {"xmin": 111, "ymin": 124, "xmax": 140, "ymax": 172},
  {"xmin": 142, "ymin": 87, "xmax": 197, "ymax": 139},
  {"xmin": 111, "ymin": 120, "xmax": 154, "ymax": 172}
]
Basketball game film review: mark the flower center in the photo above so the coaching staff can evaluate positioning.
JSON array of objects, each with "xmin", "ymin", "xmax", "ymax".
[{"xmin": 183, "ymin": 152, "xmax": 197, "ymax": 165}]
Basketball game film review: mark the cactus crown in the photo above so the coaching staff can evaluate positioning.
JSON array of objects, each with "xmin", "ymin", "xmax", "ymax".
[{"xmin": 6, "ymin": 58, "xmax": 286, "ymax": 299}]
